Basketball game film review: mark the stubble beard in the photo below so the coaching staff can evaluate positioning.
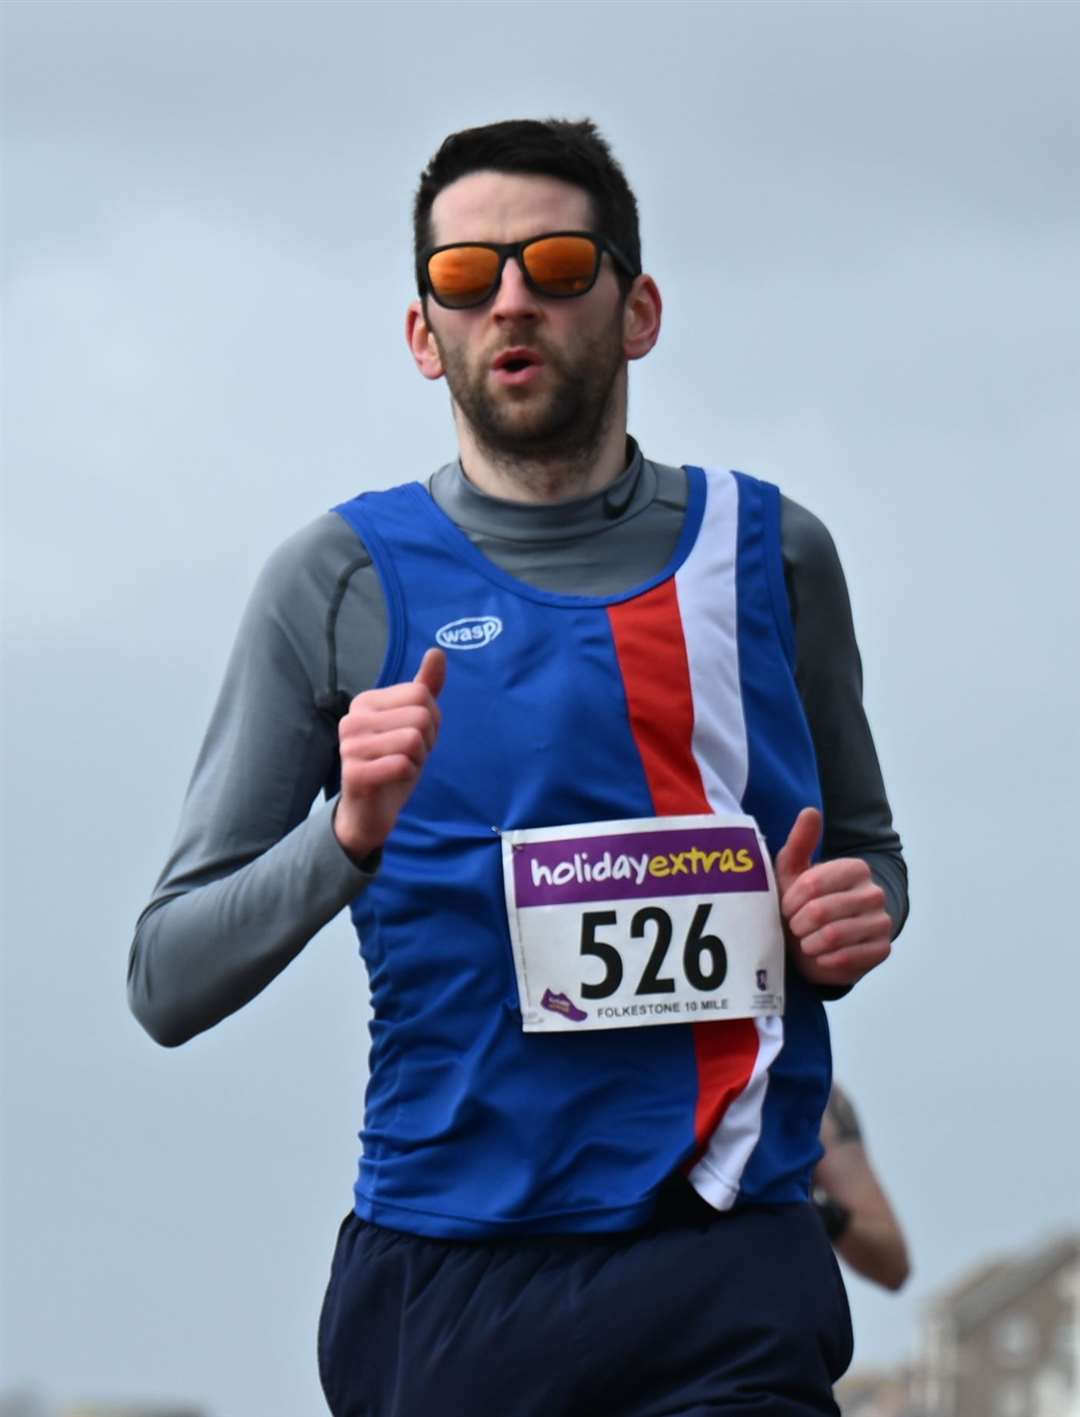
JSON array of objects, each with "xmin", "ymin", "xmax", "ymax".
[{"xmin": 434, "ymin": 318, "xmax": 626, "ymax": 495}]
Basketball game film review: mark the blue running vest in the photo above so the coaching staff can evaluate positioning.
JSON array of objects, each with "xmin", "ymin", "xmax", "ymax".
[{"xmin": 332, "ymin": 466, "xmax": 829, "ymax": 1239}]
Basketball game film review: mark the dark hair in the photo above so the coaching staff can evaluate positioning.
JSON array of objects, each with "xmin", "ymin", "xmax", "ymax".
[{"xmin": 413, "ymin": 117, "xmax": 641, "ymax": 296}]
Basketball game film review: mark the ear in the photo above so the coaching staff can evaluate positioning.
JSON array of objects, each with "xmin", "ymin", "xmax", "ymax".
[
  {"xmin": 406, "ymin": 299, "xmax": 445, "ymax": 380},
  {"xmin": 622, "ymin": 275, "xmax": 662, "ymax": 362}
]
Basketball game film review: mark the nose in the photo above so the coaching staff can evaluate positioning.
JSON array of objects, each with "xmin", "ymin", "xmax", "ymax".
[{"xmin": 489, "ymin": 256, "xmax": 541, "ymax": 321}]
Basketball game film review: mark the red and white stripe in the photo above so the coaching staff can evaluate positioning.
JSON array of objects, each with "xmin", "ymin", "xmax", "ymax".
[{"xmin": 607, "ymin": 468, "xmax": 783, "ymax": 1211}]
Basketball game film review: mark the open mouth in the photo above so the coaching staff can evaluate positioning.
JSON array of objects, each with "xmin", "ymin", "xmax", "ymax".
[{"xmin": 492, "ymin": 348, "xmax": 544, "ymax": 378}]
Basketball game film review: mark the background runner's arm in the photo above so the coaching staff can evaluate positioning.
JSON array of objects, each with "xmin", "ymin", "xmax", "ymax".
[
  {"xmin": 813, "ymin": 1085, "xmax": 911, "ymax": 1291},
  {"xmin": 780, "ymin": 496, "xmax": 908, "ymax": 936},
  {"xmin": 127, "ymin": 514, "xmax": 389, "ymax": 1047}
]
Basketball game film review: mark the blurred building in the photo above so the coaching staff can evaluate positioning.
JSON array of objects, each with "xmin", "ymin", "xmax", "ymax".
[
  {"xmin": 835, "ymin": 1362, "xmax": 923, "ymax": 1415},
  {"xmin": 916, "ymin": 1233, "xmax": 1080, "ymax": 1417},
  {"xmin": 0, "ymin": 1400, "xmax": 205, "ymax": 1417},
  {"xmin": 60, "ymin": 1407, "xmax": 206, "ymax": 1417},
  {"xmin": 838, "ymin": 1232, "xmax": 1080, "ymax": 1417}
]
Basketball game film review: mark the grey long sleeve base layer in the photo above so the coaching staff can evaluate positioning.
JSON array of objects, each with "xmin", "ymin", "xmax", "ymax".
[{"xmin": 128, "ymin": 450, "xmax": 907, "ymax": 1047}]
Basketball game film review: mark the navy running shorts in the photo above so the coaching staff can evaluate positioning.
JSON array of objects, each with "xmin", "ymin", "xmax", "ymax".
[{"xmin": 317, "ymin": 1179, "xmax": 853, "ymax": 1416}]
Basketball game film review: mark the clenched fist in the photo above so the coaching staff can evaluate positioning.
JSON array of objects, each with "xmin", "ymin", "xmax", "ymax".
[
  {"xmin": 774, "ymin": 807, "xmax": 893, "ymax": 988},
  {"xmin": 334, "ymin": 647, "xmax": 447, "ymax": 864}
]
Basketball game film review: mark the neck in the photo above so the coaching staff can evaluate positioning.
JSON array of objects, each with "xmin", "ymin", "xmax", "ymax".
[{"xmin": 454, "ymin": 380, "xmax": 630, "ymax": 504}]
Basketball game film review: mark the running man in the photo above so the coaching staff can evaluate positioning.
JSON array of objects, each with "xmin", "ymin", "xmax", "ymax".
[{"xmin": 129, "ymin": 118, "xmax": 908, "ymax": 1416}]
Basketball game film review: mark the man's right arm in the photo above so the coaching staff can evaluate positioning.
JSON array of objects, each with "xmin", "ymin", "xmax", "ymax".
[{"xmin": 127, "ymin": 513, "xmax": 389, "ymax": 1047}]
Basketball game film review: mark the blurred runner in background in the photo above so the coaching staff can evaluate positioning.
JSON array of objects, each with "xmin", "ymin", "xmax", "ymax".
[{"xmin": 814, "ymin": 1082, "xmax": 911, "ymax": 1291}]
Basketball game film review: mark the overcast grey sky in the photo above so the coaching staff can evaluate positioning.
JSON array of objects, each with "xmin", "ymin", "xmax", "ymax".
[{"xmin": 3, "ymin": 1, "xmax": 1079, "ymax": 1412}]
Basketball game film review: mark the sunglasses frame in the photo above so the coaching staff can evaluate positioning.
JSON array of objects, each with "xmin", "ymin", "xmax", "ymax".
[{"xmin": 422, "ymin": 230, "xmax": 640, "ymax": 310}]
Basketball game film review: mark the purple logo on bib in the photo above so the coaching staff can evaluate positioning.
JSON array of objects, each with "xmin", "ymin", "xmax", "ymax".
[
  {"xmin": 514, "ymin": 825, "xmax": 768, "ymax": 907},
  {"xmin": 540, "ymin": 989, "xmax": 588, "ymax": 1022}
]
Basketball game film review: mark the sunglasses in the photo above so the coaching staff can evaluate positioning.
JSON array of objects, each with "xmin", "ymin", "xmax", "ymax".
[{"xmin": 423, "ymin": 231, "xmax": 639, "ymax": 310}]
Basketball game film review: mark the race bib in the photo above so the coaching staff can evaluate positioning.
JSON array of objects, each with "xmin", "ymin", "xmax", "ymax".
[{"xmin": 502, "ymin": 813, "xmax": 785, "ymax": 1033}]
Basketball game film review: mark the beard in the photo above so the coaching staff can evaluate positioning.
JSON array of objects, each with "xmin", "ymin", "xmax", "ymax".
[{"xmin": 433, "ymin": 316, "xmax": 625, "ymax": 471}]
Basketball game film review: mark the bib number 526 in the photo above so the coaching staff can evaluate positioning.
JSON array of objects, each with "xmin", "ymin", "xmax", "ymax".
[{"xmin": 579, "ymin": 903, "xmax": 727, "ymax": 999}]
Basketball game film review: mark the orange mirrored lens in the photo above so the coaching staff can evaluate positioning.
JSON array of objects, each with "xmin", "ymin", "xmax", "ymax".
[
  {"xmin": 523, "ymin": 235, "xmax": 598, "ymax": 295},
  {"xmin": 427, "ymin": 246, "xmax": 501, "ymax": 307}
]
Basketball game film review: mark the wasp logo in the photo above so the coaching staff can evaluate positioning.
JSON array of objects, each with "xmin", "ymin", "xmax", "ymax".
[{"xmin": 436, "ymin": 616, "xmax": 503, "ymax": 651}]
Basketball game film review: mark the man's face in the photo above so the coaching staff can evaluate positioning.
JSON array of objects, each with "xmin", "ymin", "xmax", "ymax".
[{"xmin": 417, "ymin": 172, "xmax": 628, "ymax": 463}]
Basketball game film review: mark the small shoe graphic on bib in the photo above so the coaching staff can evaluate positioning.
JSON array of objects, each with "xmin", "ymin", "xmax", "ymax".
[{"xmin": 541, "ymin": 989, "xmax": 588, "ymax": 1023}]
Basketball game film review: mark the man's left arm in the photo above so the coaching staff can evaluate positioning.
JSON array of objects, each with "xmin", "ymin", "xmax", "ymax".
[{"xmin": 775, "ymin": 496, "xmax": 908, "ymax": 989}]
